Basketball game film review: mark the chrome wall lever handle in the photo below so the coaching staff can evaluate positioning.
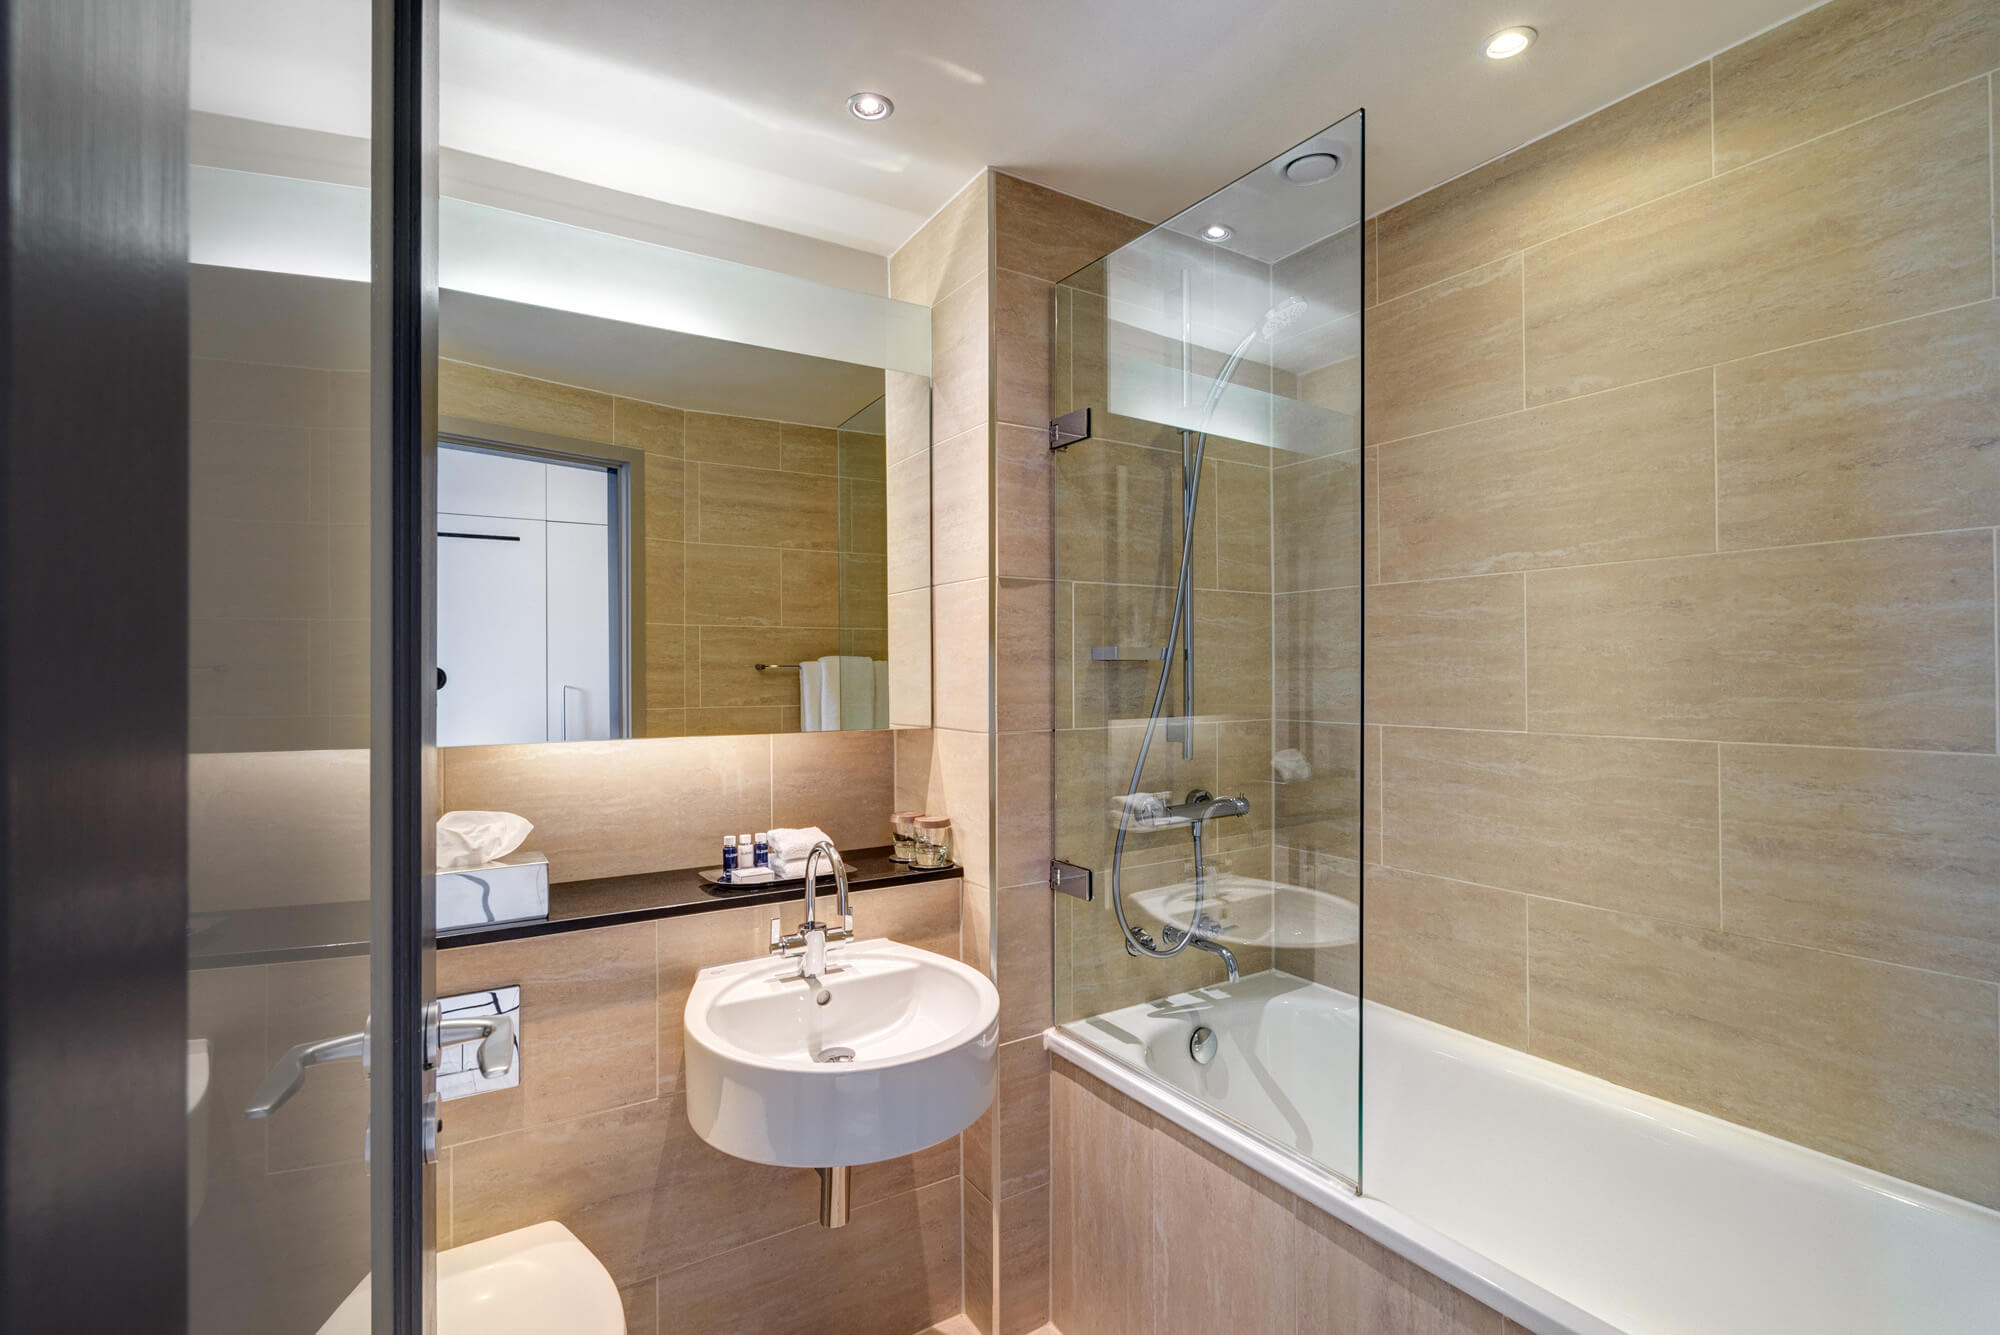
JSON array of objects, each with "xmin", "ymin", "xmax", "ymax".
[
  {"xmin": 246, "ymin": 1029, "xmax": 367, "ymax": 1119},
  {"xmin": 436, "ymin": 1012, "xmax": 515, "ymax": 1079}
]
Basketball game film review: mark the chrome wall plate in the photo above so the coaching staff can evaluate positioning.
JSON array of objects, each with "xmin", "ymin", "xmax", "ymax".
[{"xmin": 437, "ymin": 986, "xmax": 521, "ymax": 1101}]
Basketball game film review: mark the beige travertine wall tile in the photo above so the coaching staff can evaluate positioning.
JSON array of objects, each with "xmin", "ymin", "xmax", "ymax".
[
  {"xmin": 778, "ymin": 422, "xmax": 838, "ymax": 475},
  {"xmin": 996, "ymin": 883, "xmax": 1054, "ymax": 1042},
  {"xmin": 1295, "ymin": 1198, "xmax": 1507, "ymax": 1335},
  {"xmin": 1720, "ymin": 746, "xmax": 2000, "ymax": 982},
  {"xmin": 440, "ymin": 360, "xmax": 612, "ymax": 440},
  {"xmin": 1365, "ymin": 255, "xmax": 1523, "ymax": 444},
  {"xmin": 995, "ymin": 267, "xmax": 1053, "ymax": 429},
  {"xmin": 964, "ymin": 1181, "xmax": 997, "ymax": 1333},
  {"xmin": 1151, "ymin": 1117, "xmax": 1297, "ymax": 1335},
  {"xmin": 1364, "ymin": 576, "xmax": 1522, "ymax": 729},
  {"xmin": 1525, "ymin": 532, "xmax": 1997, "ymax": 750},
  {"xmin": 695, "ymin": 626, "xmax": 836, "ymax": 709},
  {"xmin": 652, "ymin": 1176, "xmax": 961, "ymax": 1333},
  {"xmin": 929, "ymin": 727, "xmax": 994, "ymax": 887},
  {"xmin": 684, "ymin": 410, "xmax": 781, "ymax": 470},
  {"xmin": 889, "ymin": 589, "xmax": 933, "ymax": 727},
  {"xmin": 886, "ymin": 451, "xmax": 932, "ymax": 594},
  {"xmin": 996, "ymin": 423, "xmax": 1054, "ymax": 580},
  {"xmin": 997, "ymin": 1035, "xmax": 1051, "ymax": 1198},
  {"xmin": 1379, "ymin": 65, "xmax": 1714, "ymax": 299},
  {"xmin": 694, "ymin": 463, "xmax": 836, "ymax": 549},
  {"xmin": 997, "ymin": 1184, "xmax": 1052, "ymax": 1335},
  {"xmin": 440, "ymin": 735, "xmax": 772, "ymax": 881},
  {"xmin": 1052, "ymin": 1065, "xmax": 1157, "ymax": 1335},
  {"xmin": 891, "ymin": 172, "xmax": 990, "ymax": 307},
  {"xmin": 612, "ymin": 398, "xmax": 683, "ymax": 456},
  {"xmin": 1712, "ymin": 0, "xmax": 2000, "ymax": 171},
  {"xmin": 1276, "ymin": 585, "xmax": 1362, "ymax": 723},
  {"xmin": 684, "ymin": 543, "xmax": 781, "ymax": 626},
  {"xmin": 1716, "ymin": 301, "xmax": 2000, "ymax": 548},
  {"xmin": 1383, "ymin": 728, "xmax": 1719, "ymax": 925},
  {"xmin": 656, "ymin": 906, "xmax": 764, "ymax": 1096},
  {"xmin": 1365, "ymin": 865, "xmax": 1529, "ymax": 1048},
  {"xmin": 685, "ymin": 705, "xmax": 790, "ymax": 736},
  {"xmin": 1205, "ymin": 457, "xmax": 1274, "ymax": 593},
  {"xmin": 1053, "ymin": 434, "xmax": 1191, "ymax": 589},
  {"xmin": 993, "ymin": 172, "xmax": 1148, "ymax": 284},
  {"xmin": 777, "ymin": 548, "xmax": 839, "ymax": 627},
  {"xmin": 436, "ymin": 923, "xmax": 658, "ymax": 1146},
  {"xmin": 642, "ymin": 455, "xmax": 687, "ymax": 545},
  {"xmin": 1526, "ymin": 82, "xmax": 1993, "ymax": 404},
  {"xmin": 619, "ymin": 1282, "xmax": 657, "ymax": 1335},
  {"xmin": 450, "ymin": 1096, "xmax": 815, "ymax": 1285},
  {"xmin": 997, "ymin": 581, "xmax": 1056, "ymax": 736},
  {"xmin": 1190, "ymin": 587, "xmax": 1273, "ymax": 721},
  {"xmin": 930, "ymin": 278, "xmax": 991, "ymax": 445},
  {"xmin": 771, "ymin": 728, "xmax": 894, "ymax": 850},
  {"xmin": 933, "ymin": 579, "xmax": 992, "ymax": 733},
  {"xmin": 1274, "ymin": 720, "xmax": 1361, "ymax": 861},
  {"xmin": 642, "ymin": 538, "xmax": 686, "ymax": 625},
  {"xmin": 931, "ymin": 425, "xmax": 991, "ymax": 585},
  {"xmin": 1379, "ymin": 370, "xmax": 1716, "ymax": 581},
  {"xmin": 1273, "ymin": 451, "xmax": 1360, "ymax": 593},
  {"xmin": 1527, "ymin": 899, "xmax": 2000, "ymax": 1206}
]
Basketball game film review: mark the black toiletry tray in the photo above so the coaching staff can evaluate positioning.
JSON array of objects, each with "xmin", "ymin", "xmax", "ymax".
[{"xmin": 696, "ymin": 861, "xmax": 860, "ymax": 893}]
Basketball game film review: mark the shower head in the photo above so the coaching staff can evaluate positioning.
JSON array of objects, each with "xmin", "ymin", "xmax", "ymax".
[{"xmin": 1259, "ymin": 296, "xmax": 1308, "ymax": 341}]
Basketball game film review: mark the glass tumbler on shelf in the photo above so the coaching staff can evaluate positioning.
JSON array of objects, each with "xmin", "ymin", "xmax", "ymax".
[
  {"xmin": 890, "ymin": 811, "xmax": 921, "ymax": 863},
  {"xmin": 913, "ymin": 815, "xmax": 952, "ymax": 869}
]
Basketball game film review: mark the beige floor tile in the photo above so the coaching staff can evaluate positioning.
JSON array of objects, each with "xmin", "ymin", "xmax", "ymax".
[
  {"xmin": 1721, "ymin": 745, "xmax": 2000, "ymax": 981},
  {"xmin": 1527, "ymin": 81, "xmax": 1992, "ymax": 404},
  {"xmin": 1380, "ymin": 370, "xmax": 1716, "ymax": 581},
  {"xmin": 1712, "ymin": 0, "xmax": 2000, "ymax": 171},
  {"xmin": 1383, "ymin": 727, "xmax": 1719, "ymax": 925},
  {"xmin": 1365, "ymin": 865, "xmax": 1529, "ymax": 1048},
  {"xmin": 1525, "ymin": 531, "xmax": 1996, "ymax": 751},
  {"xmin": 1379, "ymin": 64, "xmax": 1713, "ymax": 299},
  {"xmin": 1527, "ymin": 899, "xmax": 2000, "ymax": 1207},
  {"xmin": 1716, "ymin": 300, "xmax": 2000, "ymax": 548}
]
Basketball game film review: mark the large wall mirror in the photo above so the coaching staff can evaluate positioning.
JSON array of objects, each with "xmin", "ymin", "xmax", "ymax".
[{"xmin": 189, "ymin": 168, "xmax": 932, "ymax": 757}]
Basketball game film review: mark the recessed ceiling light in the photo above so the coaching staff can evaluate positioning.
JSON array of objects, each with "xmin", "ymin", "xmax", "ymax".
[
  {"xmin": 846, "ymin": 91, "xmax": 894, "ymax": 121},
  {"xmin": 1484, "ymin": 26, "xmax": 1537, "ymax": 59},
  {"xmin": 1200, "ymin": 223, "xmax": 1234, "ymax": 243}
]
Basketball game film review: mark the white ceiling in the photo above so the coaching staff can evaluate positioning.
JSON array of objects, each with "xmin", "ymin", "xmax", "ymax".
[{"xmin": 193, "ymin": 0, "xmax": 1819, "ymax": 258}]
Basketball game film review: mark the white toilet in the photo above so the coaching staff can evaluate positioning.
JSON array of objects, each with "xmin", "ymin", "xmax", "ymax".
[{"xmin": 317, "ymin": 1221, "xmax": 625, "ymax": 1335}]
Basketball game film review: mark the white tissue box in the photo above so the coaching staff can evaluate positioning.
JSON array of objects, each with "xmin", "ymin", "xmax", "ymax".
[{"xmin": 437, "ymin": 852, "xmax": 549, "ymax": 932}]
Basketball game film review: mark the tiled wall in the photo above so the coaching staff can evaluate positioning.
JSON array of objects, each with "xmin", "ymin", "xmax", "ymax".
[
  {"xmin": 1363, "ymin": 0, "xmax": 2000, "ymax": 1209},
  {"xmin": 1050, "ymin": 1057, "xmax": 1519, "ymax": 1335},
  {"xmin": 189, "ymin": 356, "xmax": 370, "ymax": 752},
  {"xmin": 188, "ymin": 882, "xmax": 964, "ymax": 1335},
  {"xmin": 439, "ymin": 359, "xmax": 885, "ymax": 739},
  {"xmin": 437, "ymin": 729, "xmax": 896, "ymax": 883}
]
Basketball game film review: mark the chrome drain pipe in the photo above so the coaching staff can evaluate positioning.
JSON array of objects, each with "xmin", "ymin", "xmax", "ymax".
[{"xmin": 818, "ymin": 1165, "xmax": 851, "ymax": 1228}]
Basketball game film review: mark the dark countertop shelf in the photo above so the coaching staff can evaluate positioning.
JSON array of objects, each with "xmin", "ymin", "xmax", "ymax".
[{"xmin": 188, "ymin": 847, "xmax": 958, "ymax": 970}]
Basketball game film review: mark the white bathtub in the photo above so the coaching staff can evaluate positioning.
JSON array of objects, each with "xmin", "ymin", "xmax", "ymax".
[{"xmin": 1048, "ymin": 972, "xmax": 2000, "ymax": 1335}]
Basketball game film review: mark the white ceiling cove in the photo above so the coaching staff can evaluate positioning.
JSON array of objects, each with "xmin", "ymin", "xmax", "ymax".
[{"xmin": 193, "ymin": 0, "xmax": 1819, "ymax": 257}]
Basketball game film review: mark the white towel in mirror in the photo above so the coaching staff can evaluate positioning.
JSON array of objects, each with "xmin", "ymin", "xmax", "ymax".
[
  {"xmin": 798, "ymin": 660, "xmax": 824, "ymax": 731},
  {"xmin": 817, "ymin": 655, "xmax": 875, "ymax": 730}
]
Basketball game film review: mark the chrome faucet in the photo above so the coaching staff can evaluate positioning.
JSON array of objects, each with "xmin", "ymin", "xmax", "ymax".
[
  {"xmin": 770, "ymin": 840, "xmax": 854, "ymax": 1003},
  {"xmin": 1163, "ymin": 914, "xmax": 1239, "ymax": 981}
]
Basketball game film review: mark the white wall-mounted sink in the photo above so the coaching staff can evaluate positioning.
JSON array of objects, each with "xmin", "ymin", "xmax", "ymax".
[{"xmin": 684, "ymin": 937, "xmax": 998, "ymax": 1167}]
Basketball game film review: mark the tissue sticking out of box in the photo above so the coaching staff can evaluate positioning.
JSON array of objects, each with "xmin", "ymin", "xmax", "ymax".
[{"xmin": 436, "ymin": 810, "xmax": 534, "ymax": 870}]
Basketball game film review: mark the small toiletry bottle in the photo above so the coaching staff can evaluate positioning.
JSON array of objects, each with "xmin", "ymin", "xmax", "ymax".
[
  {"xmin": 739, "ymin": 835, "xmax": 754, "ymax": 874},
  {"xmin": 721, "ymin": 835, "xmax": 737, "ymax": 878},
  {"xmin": 754, "ymin": 832, "xmax": 770, "ymax": 869}
]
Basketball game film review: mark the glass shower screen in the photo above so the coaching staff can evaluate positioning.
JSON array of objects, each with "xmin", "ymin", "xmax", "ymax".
[{"xmin": 1049, "ymin": 109, "xmax": 1364, "ymax": 1188}]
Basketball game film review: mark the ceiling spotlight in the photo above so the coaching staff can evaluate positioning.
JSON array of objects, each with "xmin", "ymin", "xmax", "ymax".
[
  {"xmin": 1200, "ymin": 223, "xmax": 1235, "ymax": 243},
  {"xmin": 846, "ymin": 91, "xmax": 894, "ymax": 121},
  {"xmin": 1484, "ymin": 26, "xmax": 1537, "ymax": 59}
]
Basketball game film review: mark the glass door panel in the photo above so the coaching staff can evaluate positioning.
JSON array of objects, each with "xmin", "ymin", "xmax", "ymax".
[
  {"xmin": 186, "ymin": 2, "xmax": 437, "ymax": 1330},
  {"xmin": 1050, "ymin": 109, "xmax": 1364, "ymax": 1187}
]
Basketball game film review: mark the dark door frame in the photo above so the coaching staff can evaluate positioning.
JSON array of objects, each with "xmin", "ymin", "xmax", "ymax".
[{"xmin": 0, "ymin": 2, "xmax": 192, "ymax": 1330}]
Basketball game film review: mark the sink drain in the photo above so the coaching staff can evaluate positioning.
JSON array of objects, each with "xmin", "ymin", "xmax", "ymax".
[{"xmin": 815, "ymin": 1047, "xmax": 856, "ymax": 1064}]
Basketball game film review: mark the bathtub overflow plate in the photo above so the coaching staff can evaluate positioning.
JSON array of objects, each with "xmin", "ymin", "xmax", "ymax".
[{"xmin": 1189, "ymin": 1027, "xmax": 1218, "ymax": 1065}]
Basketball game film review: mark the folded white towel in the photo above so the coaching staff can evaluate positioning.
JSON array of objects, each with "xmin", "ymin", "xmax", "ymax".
[
  {"xmin": 798, "ymin": 661, "xmax": 824, "ymax": 732},
  {"xmin": 817, "ymin": 655, "xmax": 875, "ymax": 730},
  {"xmin": 768, "ymin": 825, "xmax": 835, "ymax": 878},
  {"xmin": 436, "ymin": 810, "xmax": 534, "ymax": 870},
  {"xmin": 1271, "ymin": 748, "xmax": 1313, "ymax": 783}
]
